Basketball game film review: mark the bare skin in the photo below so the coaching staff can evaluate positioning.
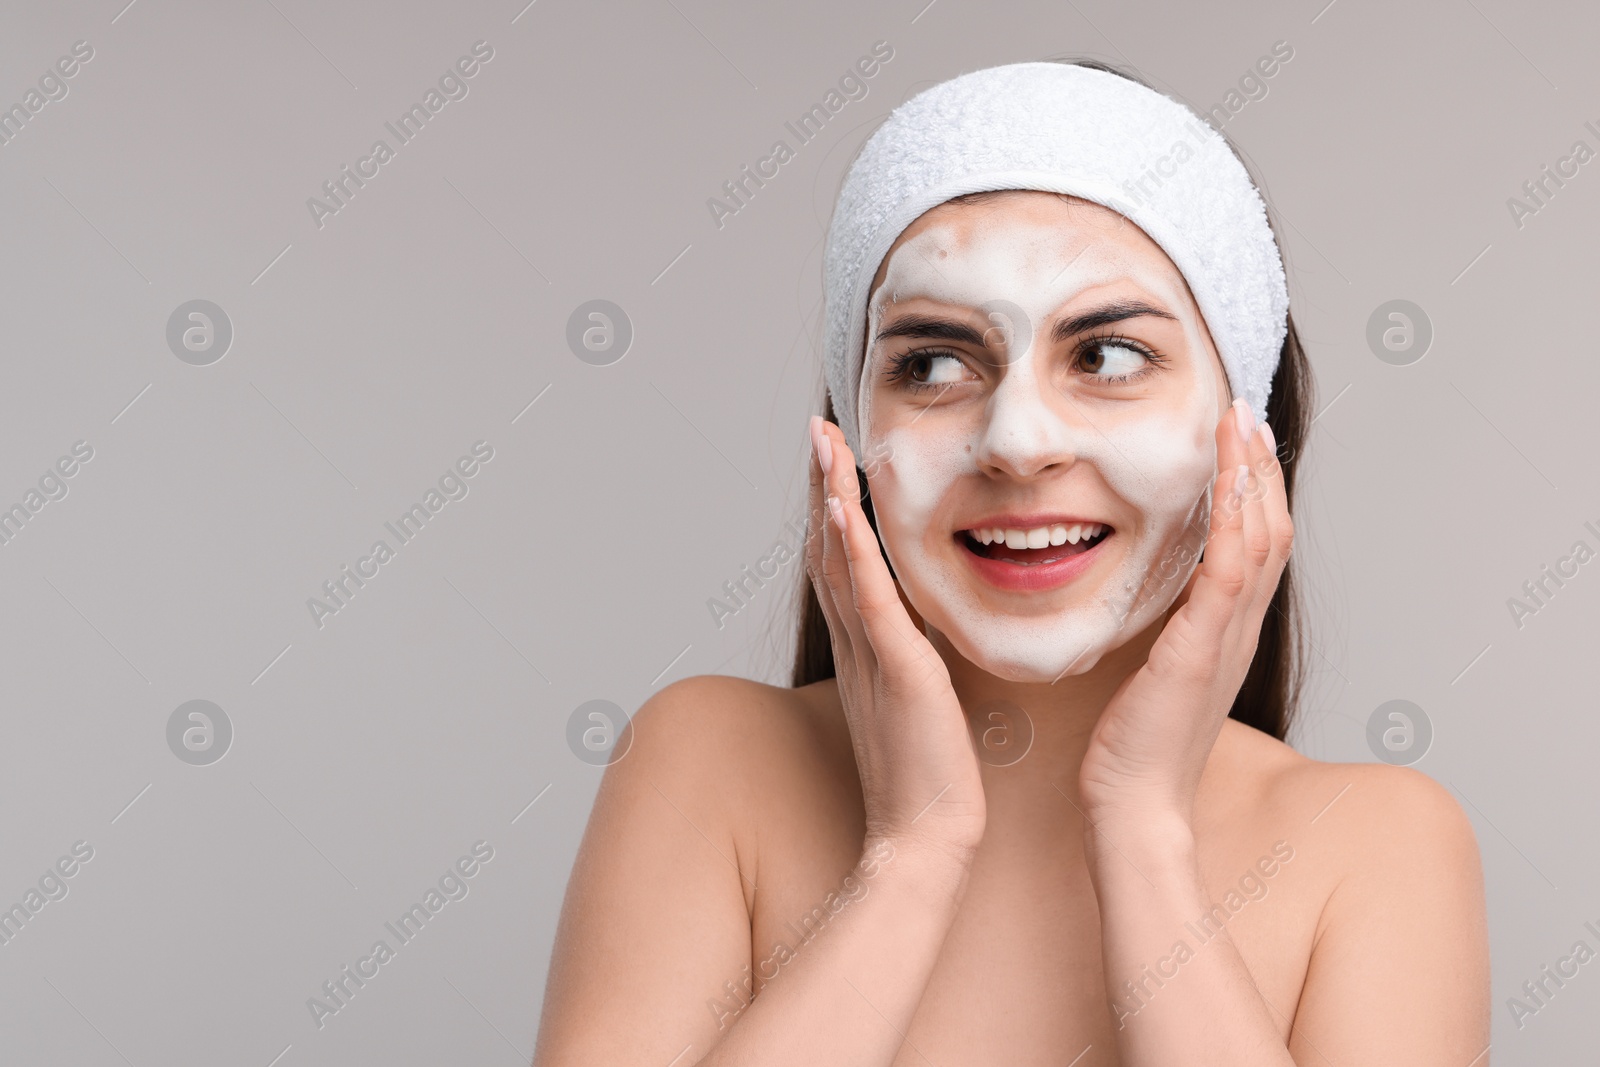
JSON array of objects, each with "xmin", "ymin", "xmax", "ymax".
[{"xmin": 533, "ymin": 193, "xmax": 1490, "ymax": 1066}]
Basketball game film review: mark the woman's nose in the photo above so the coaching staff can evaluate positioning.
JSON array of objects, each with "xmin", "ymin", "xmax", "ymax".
[{"xmin": 973, "ymin": 372, "xmax": 1083, "ymax": 479}]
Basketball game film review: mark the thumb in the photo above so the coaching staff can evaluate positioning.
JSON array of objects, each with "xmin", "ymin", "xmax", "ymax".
[
  {"xmin": 1171, "ymin": 547, "xmax": 1205, "ymax": 613},
  {"xmin": 895, "ymin": 580, "xmax": 926, "ymax": 633}
]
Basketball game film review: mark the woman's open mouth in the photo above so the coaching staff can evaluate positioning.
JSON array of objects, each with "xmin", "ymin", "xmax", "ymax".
[{"xmin": 954, "ymin": 520, "xmax": 1113, "ymax": 592}]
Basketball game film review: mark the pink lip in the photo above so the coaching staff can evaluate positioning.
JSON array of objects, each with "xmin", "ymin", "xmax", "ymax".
[{"xmin": 954, "ymin": 530, "xmax": 1110, "ymax": 592}]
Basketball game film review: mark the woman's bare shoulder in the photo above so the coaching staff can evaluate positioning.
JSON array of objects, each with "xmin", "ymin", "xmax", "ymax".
[
  {"xmin": 625, "ymin": 674, "xmax": 857, "ymax": 811},
  {"xmin": 630, "ymin": 673, "xmax": 848, "ymax": 760},
  {"xmin": 1206, "ymin": 727, "xmax": 1490, "ymax": 1049},
  {"xmin": 535, "ymin": 675, "xmax": 856, "ymax": 1064},
  {"xmin": 624, "ymin": 674, "xmax": 862, "ymax": 878},
  {"xmin": 1208, "ymin": 718, "xmax": 1481, "ymax": 885}
]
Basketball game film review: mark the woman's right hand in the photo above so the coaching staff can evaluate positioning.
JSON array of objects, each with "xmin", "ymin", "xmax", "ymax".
[{"xmin": 806, "ymin": 415, "xmax": 987, "ymax": 862}]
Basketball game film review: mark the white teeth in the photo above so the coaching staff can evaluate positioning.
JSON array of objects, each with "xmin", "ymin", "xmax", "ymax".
[{"xmin": 971, "ymin": 522, "xmax": 1108, "ymax": 548}]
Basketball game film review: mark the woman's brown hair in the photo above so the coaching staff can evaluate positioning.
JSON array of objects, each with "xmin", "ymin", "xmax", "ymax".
[{"xmin": 788, "ymin": 57, "xmax": 1313, "ymax": 743}]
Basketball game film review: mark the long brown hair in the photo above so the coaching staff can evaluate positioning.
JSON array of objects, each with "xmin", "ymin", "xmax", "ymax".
[{"xmin": 788, "ymin": 58, "xmax": 1313, "ymax": 743}]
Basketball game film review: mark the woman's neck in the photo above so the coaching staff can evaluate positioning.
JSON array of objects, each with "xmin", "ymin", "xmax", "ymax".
[{"xmin": 925, "ymin": 607, "xmax": 1169, "ymax": 830}]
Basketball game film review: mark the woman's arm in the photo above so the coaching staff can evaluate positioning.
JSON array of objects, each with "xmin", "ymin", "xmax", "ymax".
[
  {"xmin": 1078, "ymin": 402, "xmax": 1488, "ymax": 1061},
  {"xmin": 1085, "ymin": 811, "xmax": 1297, "ymax": 1062},
  {"xmin": 696, "ymin": 830, "xmax": 978, "ymax": 1067},
  {"xmin": 1284, "ymin": 765, "xmax": 1490, "ymax": 1063},
  {"xmin": 537, "ymin": 417, "xmax": 990, "ymax": 1065},
  {"xmin": 1076, "ymin": 402, "xmax": 1298, "ymax": 1063},
  {"xmin": 530, "ymin": 676, "xmax": 980, "ymax": 1067},
  {"xmin": 1086, "ymin": 766, "xmax": 1488, "ymax": 1065},
  {"xmin": 1088, "ymin": 399, "xmax": 1299, "ymax": 1062}
]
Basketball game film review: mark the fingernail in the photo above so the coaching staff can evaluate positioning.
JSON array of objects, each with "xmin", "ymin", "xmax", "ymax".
[
  {"xmin": 1229, "ymin": 463, "xmax": 1249, "ymax": 505},
  {"xmin": 827, "ymin": 494, "xmax": 846, "ymax": 532},
  {"xmin": 1233, "ymin": 398, "xmax": 1255, "ymax": 445},
  {"xmin": 818, "ymin": 430, "xmax": 834, "ymax": 476},
  {"xmin": 1257, "ymin": 419, "xmax": 1276, "ymax": 456}
]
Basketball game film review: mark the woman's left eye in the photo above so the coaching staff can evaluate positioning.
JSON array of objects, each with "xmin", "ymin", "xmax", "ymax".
[{"xmin": 1075, "ymin": 336, "xmax": 1164, "ymax": 383}]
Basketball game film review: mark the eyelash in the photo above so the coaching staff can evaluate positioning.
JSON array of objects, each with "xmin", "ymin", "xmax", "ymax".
[
  {"xmin": 1077, "ymin": 331, "xmax": 1169, "ymax": 383},
  {"xmin": 882, "ymin": 333, "xmax": 1169, "ymax": 391}
]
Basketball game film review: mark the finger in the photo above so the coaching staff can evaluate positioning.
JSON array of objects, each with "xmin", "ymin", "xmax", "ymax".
[
  {"xmin": 1234, "ymin": 418, "xmax": 1291, "ymax": 626},
  {"xmin": 1214, "ymin": 401, "xmax": 1274, "ymax": 611},
  {"xmin": 1216, "ymin": 397, "xmax": 1254, "ymax": 477},
  {"xmin": 806, "ymin": 415, "xmax": 855, "ymax": 657},
  {"xmin": 804, "ymin": 415, "xmax": 830, "ymax": 594},
  {"xmin": 1239, "ymin": 438, "xmax": 1273, "ymax": 575},
  {"xmin": 1193, "ymin": 397, "xmax": 1255, "ymax": 581},
  {"xmin": 1185, "ymin": 460, "xmax": 1254, "ymax": 640},
  {"xmin": 1251, "ymin": 418, "xmax": 1295, "ymax": 572},
  {"xmin": 1166, "ymin": 400, "xmax": 1253, "ymax": 615},
  {"xmin": 813, "ymin": 418, "xmax": 869, "ymax": 654},
  {"xmin": 1233, "ymin": 462, "xmax": 1274, "ymax": 641},
  {"xmin": 820, "ymin": 422, "xmax": 937, "ymax": 673}
]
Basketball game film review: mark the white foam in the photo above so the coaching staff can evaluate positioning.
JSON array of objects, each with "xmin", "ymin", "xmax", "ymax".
[{"xmin": 858, "ymin": 203, "xmax": 1223, "ymax": 682}]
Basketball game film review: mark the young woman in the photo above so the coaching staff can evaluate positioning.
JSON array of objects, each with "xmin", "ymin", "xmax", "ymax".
[{"xmin": 533, "ymin": 60, "xmax": 1489, "ymax": 1065}]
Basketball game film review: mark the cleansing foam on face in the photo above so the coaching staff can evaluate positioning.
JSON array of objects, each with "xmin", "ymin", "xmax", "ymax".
[{"xmin": 859, "ymin": 209, "xmax": 1221, "ymax": 681}]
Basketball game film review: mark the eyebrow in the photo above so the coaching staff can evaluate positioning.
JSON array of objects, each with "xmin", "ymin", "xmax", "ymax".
[
  {"xmin": 872, "ymin": 315, "xmax": 986, "ymax": 346},
  {"xmin": 873, "ymin": 299, "xmax": 1178, "ymax": 348},
  {"xmin": 1050, "ymin": 300, "xmax": 1178, "ymax": 343}
]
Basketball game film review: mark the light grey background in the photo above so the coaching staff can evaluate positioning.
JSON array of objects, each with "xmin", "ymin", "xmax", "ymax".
[{"xmin": 0, "ymin": 0, "xmax": 1594, "ymax": 1063}]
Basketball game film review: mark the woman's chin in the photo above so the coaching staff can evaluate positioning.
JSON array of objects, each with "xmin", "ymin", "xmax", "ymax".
[{"xmin": 924, "ymin": 617, "xmax": 1114, "ymax": 684}]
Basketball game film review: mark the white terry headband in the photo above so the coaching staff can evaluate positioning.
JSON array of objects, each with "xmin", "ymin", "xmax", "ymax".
[{"xmin": 822, "ymin": 61, "xmax": 1290, "ymax": 457}]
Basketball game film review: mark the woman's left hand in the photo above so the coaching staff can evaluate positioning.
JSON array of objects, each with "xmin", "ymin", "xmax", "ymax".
[{"xmin": 1077, "ymin": 399, "xmax": 1294, "ymax": 827}]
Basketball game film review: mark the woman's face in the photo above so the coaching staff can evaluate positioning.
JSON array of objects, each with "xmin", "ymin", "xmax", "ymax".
[{"xmin": 858, "ymin": 190, "xmax": 1232, "ymax": 682}]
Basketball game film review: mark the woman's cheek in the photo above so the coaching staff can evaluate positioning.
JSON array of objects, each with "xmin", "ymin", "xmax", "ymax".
[
  {"xmin": 867, "ymin": 424, "xmax": 971, "ymax": 573},
  {"xmin": 1099, "ymin": 401, "xmax": 1216, "ymax": 524},
  {"xmin": 1145, "ymin": 445, "xmax": 1217, "ymax": 569}
]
